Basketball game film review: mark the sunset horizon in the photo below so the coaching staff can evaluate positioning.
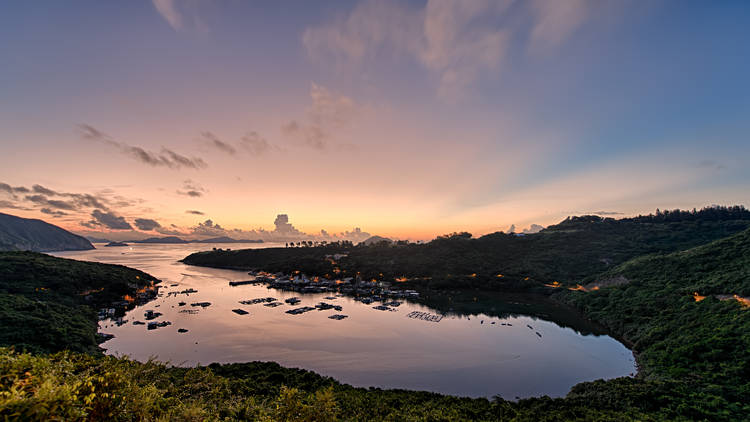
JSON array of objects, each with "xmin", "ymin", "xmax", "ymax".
[
  {"xmin": 2, "ymin": 1, "xmax": 747, "ymax": 242},
  {"xmin": 2, "ymin": 2, "xmax": 749, "ymax": 420}
]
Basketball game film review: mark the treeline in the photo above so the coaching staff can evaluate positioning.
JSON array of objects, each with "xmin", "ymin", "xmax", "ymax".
[
  {"xmin": 184, "ymin": 207, "xmax": 750, "ymax": 290},
  {"xmin": 555, "ymin": 205, "xmax": 750, "ymax": 227}
]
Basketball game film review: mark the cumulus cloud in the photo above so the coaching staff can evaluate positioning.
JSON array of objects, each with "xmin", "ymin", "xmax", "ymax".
[
  {"xmin": 273, "ymin": 214, "xmax": 302, "ymax": 236},
  {"xmin": 303, "ymin": 0, "xmax": 595, "ymax": 98},
  {"xmin": 87, "ymin": 209, "xmax": 133, "ymax": 230},
  {"xmin": 182, "ymin": 214, "xmax": 371, "ymax": 243},
  {"xmin": 281, "ymin": 83, "xmax": 357, "ymax": 150},
  {"xmin": 134, "ymin": 218, "xmax": 162, "ymax": 231},
  {"xmin": 177, "ymin": 179, "xmax": 206, "ymax": 197},
  {"xmin": 186, "ymin": 210, "xmax": 205, "ymax": 215},
  {"xmin": 202, "ymin": 131, "xmax": 237, "ymax": 155},
  {"xmin": 78, "ymin": 124, "xmax": 207, "ymax": 170},
  {"xmin": 521, "ymin": 223, "xmax": 545, "ymax": 234}
]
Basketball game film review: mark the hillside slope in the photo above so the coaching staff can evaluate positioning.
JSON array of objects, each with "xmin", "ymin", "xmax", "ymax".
[
  {"xmin": 559, "ymin": 227, "xmax": 750, "ymax": 417},
  {"xmin": 0, "ymin": 251, "xmax": 157, "ymax": 353},
  {"xmin": 183, "ymin": 207, "xmax": 750, "ymax": 289},
  {"xmin": 0, "ymin": 212, "xmax": 94, "ymax": 252}
]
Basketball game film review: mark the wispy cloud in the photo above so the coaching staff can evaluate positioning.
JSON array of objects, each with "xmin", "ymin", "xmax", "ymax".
[
  {"xmin": 186, "ymin": 210, "xmax": 205, "ymax": 215},
  {"xmin": 153, "ymin": 0, "xmax": 183, "ymax": 30},
  {"xmin": 202, "ymin": 131, "xmax": 237, "ymax": 155},
  {"xmin": 281, "ymin": 83, "xmax": 357, "ymax": 150},
  {"xmin": 528, "ymin": 0, "xmax": 589, "ymax": 53},
  {"xmin": 78, "ymin": 124, "xmax": 208, "ymax": 170},
  {"xmin": 303, "ymin": 0, "xmax": 595, "ymax": 99},
  {"xmin": 152, "ymin": 0, "xmax": 208, "ymax": 32},
  {"xmin": 240, "ymin": 131, "xmax": 273, "ymax": 155}
]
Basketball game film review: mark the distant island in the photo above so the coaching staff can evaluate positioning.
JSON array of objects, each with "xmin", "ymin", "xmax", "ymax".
[
  {"xmin": 122, "ymin": 236, "xmax": 264, "ymax": 244},
  {"xmin": 104, "ymin": 241, "xmax": 128, "ymax": 247},
  {"xmin": 0, "ymin": 212, "xmax": 94, "ymax": 252}
]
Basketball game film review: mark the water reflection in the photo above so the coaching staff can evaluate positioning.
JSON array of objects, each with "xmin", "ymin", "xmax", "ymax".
[{"xmin": 53, "ymin": 243, "xmax": 635, "ymax": 399}]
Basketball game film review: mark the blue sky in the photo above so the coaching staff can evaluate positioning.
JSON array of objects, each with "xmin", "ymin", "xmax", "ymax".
[{"xmin": 0, "ymin": 0, "xmax": 748, "ymax": 240}]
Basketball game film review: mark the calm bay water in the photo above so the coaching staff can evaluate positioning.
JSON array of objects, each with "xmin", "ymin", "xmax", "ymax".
[{"xmin": 53, "ymin": 243, "xmax": 636, "ymax": 399}]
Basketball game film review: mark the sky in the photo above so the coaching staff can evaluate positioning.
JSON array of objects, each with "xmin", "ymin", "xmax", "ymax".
[{"xmin": 1, "ymin": 0, "xmax": 749, "ymax": 241}]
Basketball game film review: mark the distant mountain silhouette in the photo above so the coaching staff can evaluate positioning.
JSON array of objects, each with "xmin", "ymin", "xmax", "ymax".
[
  {"xmin": 0, "ymin": 212, "xmax": 94, "ymax": 252},
  {"xmin": 131, "ymin": 236, "xmax": 189, "ymax": 244},
  {"xmin": 196, "ymin": 236, "xmax": 263, "ymax": 243}
]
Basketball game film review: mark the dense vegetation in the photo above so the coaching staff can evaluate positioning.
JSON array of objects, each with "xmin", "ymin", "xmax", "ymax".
[
  {"xmin": 183, "ymin": 206, "xmax": 750, "ymax": 291},
  {"xmin": 3, "ymin": 207, "xmax": 750, "ymax": 420},
  {"xmin": 558, "ymin": 227, "xmax": 750, "ymax": 418},
  {"xmin": 0, "ymin": 252, "xmax": 157, "ymax": 353}
]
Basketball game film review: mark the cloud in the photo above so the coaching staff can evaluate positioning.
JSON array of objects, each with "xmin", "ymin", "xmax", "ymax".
[
  {"xmin": 152, "ymin": 0, "xmax": 183, "ymax": 30},
  {"xmin": 528, "ymin": 0, "xmax": 589, "ymax": 53},
  {"xmin": 155, "ymin": 225, "xmax": 184, "ymax": 236},
  {"xmin": 521, "ymin": 223, "xmax": 544, "ymax": 234},
  {"xmin": 190, "ymin": 219, "xmax": 227, "ymax": 237},
  {"xmin": 240, "ymin": 131, "xmax": 273, "ymax": 155},
  {"xmin": 202, "ymin": 131, "xmax": 237, "ymax": 155},
  {"xmin": 186, "ymin": 210, "xmax": 205, "ymax": 215},
  {"xmin": 0, "ymin": 183, "xmax": 31, "ymax": 198},
  {"xmin": 303, "ymin": 0, "xmax": 595, "ymax": 98},
  {"xmin": 134, "ymin": 218, "xmax": 162, "ymax": 231},
  {"xmin": 87, "ymin": 209, "xmax": 133, "ymax": 230},
  {"xmin": 176, "ymin": 179, "xmax": 206, "ymax": 197},
  {"xmin": 0, "ymin": 200, "xmax": 29, "ymax": 210},
  {"xmin": 78, "ymin": 124, "xmax": 207, "ymax": 170},
  {"xmin": 273, "ymin": 214, "xmax": 302, "ymax": 236},
  {"xmin": 281, "ymin": 83, "xmax": 357, "ymax": 150},
  {"xmin": 40, "ymin": 208, "xmax": 68, "ymax": 217},
  {"xmin": 152, "ymin": 0, "xmax": 207, "ymax": 32},
  {"xmin": 697, "ymin": 159, "xmax": 726, "ymax": 171},
  {"xmin": 31, "ymin": 184, "xmax": 57, "ymax": 196},
  {"xmin": 24, "ymin": 195, "xmax": 77, "ymax": 211}
]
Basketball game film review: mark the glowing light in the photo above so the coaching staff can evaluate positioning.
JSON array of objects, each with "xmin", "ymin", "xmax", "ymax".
[{"xmin": 693, "ymin": 292, "xmax": 706, "ymax": 302}]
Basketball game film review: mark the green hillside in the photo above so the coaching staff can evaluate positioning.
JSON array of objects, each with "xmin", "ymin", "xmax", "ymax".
[
  {"xmin": 0, "ymin": 252, "xmax": 157, "ymax": 354},
  {"xmin": 559, "ymin": 227, "xmax": 750, "ymax": 418}
]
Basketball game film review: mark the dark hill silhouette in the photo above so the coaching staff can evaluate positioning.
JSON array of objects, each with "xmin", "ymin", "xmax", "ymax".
[{"xmin": 0, "ymin": 212, "xmax": 93, "ymax": 252}]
